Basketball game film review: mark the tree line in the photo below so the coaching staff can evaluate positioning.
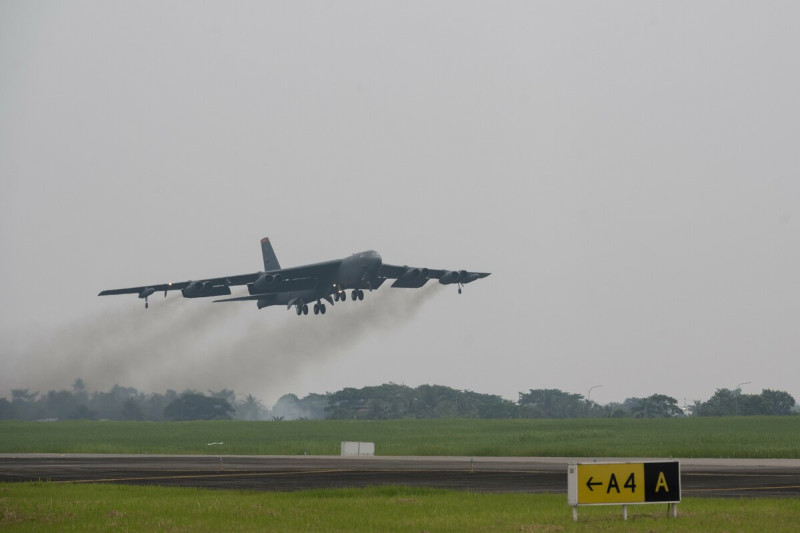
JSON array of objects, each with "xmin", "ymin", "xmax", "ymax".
[
  {"xmin": 0, "ymin": 379, "xmax": 268, "ymax": 422},
  {"xmin": 0, "ymin": 379, "xmax": 795, "ymax": 421}
]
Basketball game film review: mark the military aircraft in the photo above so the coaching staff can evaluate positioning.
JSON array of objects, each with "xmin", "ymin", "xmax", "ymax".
[{"xmin": 98, "ymin": 237, "xmax": 490, "ymax": 316}]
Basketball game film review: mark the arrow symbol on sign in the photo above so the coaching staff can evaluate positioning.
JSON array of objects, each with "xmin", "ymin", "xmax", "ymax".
[{"xmin": 586, "ymin": 477, "xmax": 602, "ymax": 491}]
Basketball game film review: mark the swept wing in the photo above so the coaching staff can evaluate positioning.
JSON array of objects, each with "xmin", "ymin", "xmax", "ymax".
[{"xmin": 379, "ymin": 264, "xmax": 490, "ymax": 288}]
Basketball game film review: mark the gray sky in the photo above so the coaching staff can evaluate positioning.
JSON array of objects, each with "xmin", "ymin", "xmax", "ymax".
[{"xmin": 2, "ymin": 1, "xmax": 798, "ymax": 408}]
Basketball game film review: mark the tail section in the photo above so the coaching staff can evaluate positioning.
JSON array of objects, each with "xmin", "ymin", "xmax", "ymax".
[{"xmin": 261, "ymin": 237, "xmax": 281, "ymax": 271}]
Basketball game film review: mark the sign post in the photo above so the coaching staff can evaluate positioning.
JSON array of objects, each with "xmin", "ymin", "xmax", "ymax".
[{"xmin": 567, "ymin": 461, "xmax": 680, "ymax": 521}]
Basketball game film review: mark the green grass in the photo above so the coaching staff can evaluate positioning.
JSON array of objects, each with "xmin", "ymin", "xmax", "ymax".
[
  {"xmin": 1, "ymin": 417, "xmax": 799, "ymax": 458},
  {"xmin": 2, "ymin": 482, "xmax": 798, "ymax": 532}
]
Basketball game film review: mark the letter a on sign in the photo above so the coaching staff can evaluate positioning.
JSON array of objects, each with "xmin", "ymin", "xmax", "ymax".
[
  {"xmin": 607, "ymin": 473, "xmax": 620, "ymax": 493},
  {"xmin": 655, "ymin": 471, "xmax": 669, "ymax": 493}
]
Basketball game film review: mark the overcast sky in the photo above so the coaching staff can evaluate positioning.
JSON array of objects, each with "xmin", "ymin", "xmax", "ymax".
[{"xmin": 2, "ymin": 1, "xmax": 798, "ymax": 408}]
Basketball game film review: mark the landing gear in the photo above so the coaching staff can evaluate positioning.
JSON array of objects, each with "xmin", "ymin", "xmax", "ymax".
[
  {"xmin": 313, "ymin": 302, "xmax": 327, "ymax": 315},
  {"xmin": 334, "ymin": 291, "xmax": 345, "ymax": 302},
  {"xmin": 351, "ymin": 289, "xmax": 364, "ymax": 301},
  {"xmin": 145, "ymin": 299, "xmax": 149, "ymax": 309},
  {"xmin": 458, "ymin": 283, "xmax": 463, "ymax": 294},
  {"xmin": 302, "ymin": 304, "xmax": 308, "ymax": 315},
  {"xmin": 296, "ymin": 305, "xmax": 302, "ymax": 316}
]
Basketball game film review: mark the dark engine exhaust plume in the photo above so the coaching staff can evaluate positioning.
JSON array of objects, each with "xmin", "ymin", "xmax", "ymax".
[{"xmin": 2, "ymin": 284, "xmax": 442, "ymax": 401}]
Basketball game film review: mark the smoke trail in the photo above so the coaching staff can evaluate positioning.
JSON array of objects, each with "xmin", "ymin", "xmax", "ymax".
[
  {"xmin": 3, "ymin": 294, "xmax": 243, "ymax": 395},
  {"xmin": 3, "ymin": 284, "xmax": 443, "ymax": 399},
  {"xmin": 194, "ymin": 283, "xmax": 444, "ymax": 395}
]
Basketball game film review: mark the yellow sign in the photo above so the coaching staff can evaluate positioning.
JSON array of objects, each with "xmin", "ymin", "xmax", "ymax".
[
  {"xmin": 577, "ymin": 463, "xmax": 645, "ymax": 504},
  {"xmin": 568, "ymin": 461, "xmax": 680, "ymax": 506}
]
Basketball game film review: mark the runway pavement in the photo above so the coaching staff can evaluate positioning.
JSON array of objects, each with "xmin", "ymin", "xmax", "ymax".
[{"xmin": 2, "ymin": 454, "xmax": 799, "ymax": 497}]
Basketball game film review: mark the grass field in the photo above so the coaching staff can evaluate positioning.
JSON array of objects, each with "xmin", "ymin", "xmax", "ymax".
[
  {"xmin": 3, "ymin": 482, "xmax": 798, "ymax": 532},
  {"xmin": 1, "ymin": 417, "xmax": 798, "ymax": 457}
]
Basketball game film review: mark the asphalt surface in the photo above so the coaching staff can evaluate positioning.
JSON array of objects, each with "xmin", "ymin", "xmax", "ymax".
[{"xmin": 2, "ymin": 454, "xmax": 800, "ymax": 498}]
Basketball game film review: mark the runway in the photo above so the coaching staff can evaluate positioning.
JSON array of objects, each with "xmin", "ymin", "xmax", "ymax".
[{"xmin": 3, "ymin": 454, "xmax": 800, "ymax": 498}]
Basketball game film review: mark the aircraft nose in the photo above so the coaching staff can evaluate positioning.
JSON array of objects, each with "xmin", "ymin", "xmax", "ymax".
[{"xmin": 361, "ymin": 251, "xmax": 381, "ymax": 276}]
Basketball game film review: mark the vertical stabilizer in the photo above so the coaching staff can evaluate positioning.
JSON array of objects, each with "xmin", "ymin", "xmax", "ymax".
[{"xmin": 261, "ymin": 237, "xmax": 281, "ymax": 271}]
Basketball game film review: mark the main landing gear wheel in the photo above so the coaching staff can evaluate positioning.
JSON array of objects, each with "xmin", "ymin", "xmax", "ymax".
[
  {"xmin": 320, "ymin": 303, "xmax": 326, "ymax": 314},
  {"xmin": 351, "ymin": 289, "xmax": 364, "ymax": 301},
  {"xmin": 296, "ymin": 305, "xmax": 302, "ymax": 316},
  {"xmin": 302, "ymin": 304, "xmax": 309, "ymax": 315}
]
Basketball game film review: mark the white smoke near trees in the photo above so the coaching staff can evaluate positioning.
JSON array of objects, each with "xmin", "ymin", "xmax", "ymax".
[{"xmin": 2, "ymin": 284, "xmax": 442, "ymax": 401}]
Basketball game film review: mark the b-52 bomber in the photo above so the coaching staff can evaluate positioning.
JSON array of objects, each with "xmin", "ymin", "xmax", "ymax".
[{"xmin": 98, "ymin": 237, "xmax": 490, "ymax": 316}]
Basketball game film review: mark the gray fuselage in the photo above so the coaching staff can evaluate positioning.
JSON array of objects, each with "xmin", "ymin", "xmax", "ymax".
[{"xmin": 256, "ymin": 250, "xmax": 382, "ymax": 309}]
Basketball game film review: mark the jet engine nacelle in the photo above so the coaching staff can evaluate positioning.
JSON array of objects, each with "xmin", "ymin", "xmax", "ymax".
[
  {"xmin": 182, "ymin": 280, "xmax": 231, "ymax": 298},
  {"xmin": 439, "ymin": 271, "xmax": 460, "ymax": 285},
  {"xmin": 439, "ymin": 270, "xmax": 479, "ymax": 285},
  {"xmin": 459, "ymin": 270, "xmax": 479, "ymax": 283},
  {"xmin": 138, "ymin": 287, "xmax": 156, "ymax": 299},
  {"xmin": 182, "ymin": 280, "xmax": 207, "ymax": 298},
  {"xmin": 402, "ymin": 267, "xmax": 429, "ymax": 280},
  {"xmin": 253, "ymin": 273, "xmax": 284, "ymax": 292}
]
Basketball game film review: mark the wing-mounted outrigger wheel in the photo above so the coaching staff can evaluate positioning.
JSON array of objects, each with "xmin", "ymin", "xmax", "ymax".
[{"xmin": 138, "ymin": 287, "xmax": 155, "ymax": 308}]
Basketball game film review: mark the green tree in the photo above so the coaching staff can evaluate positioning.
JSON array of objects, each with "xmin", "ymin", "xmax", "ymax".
[
  {"xmin": 518, "ymin": 389, "xmax": 585, "ymax": 418},
  {"xmin": 737, "ymin": 394, "xmax": 766, "ymax": 416},
  {"xmin": 235, "ymin": 394, "xmax": 267, "ymax": 421},
  {"xmin": 699, "ymin": 388, "xmax": 738, "ymax": 416},
  {"xmin": 208, "ymin": 389, "xmax": 236, "ymax": 405},
  {"xmin": 630, "ymin": 394, "xmax": 683, "ymax": 418},
  {"xmin": 72, "ymin": 379, "xmax": 90, "ymax": 412},
  {"xmin": 164, "ymin": 394, "xmax": 234, "ymax": 420},
  {"xmin": 0, "ymin": 398, "xmax": 17, "ymax": 419},
  {"xmin": 46, "ymin": 390, "xmax": 78, "ymax": 420},
  {"xmin": 759, "ymin": 389, "xmax": 795, "ymax": 415},
  {"xmin": 686, "ymin": 399, "xmax": 704, "ymax": 416},
  {"xmin": 121, "ymin": 397, "xmax": 144, "ymax": 420},
  {"xmin": 11, "ymin": 389, "xmax": 42, "ymax": 420},
  {"xmin": 69, "ymin": 404, "xmax": 97, "ymax": 420}
]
